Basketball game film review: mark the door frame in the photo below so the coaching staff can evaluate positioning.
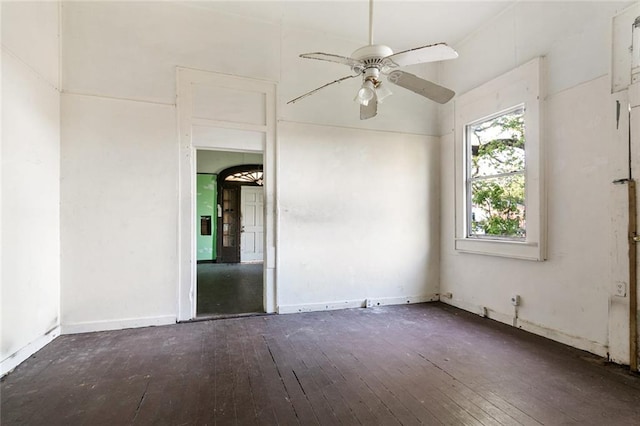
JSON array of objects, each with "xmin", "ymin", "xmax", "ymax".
[{"xmin": 177, "ymin": 67, "xmax": 277, "ymax": 321}]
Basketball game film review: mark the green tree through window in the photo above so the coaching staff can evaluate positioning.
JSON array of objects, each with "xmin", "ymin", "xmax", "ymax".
[{"xmin": 466, "ymin": 107, "xmax": 525, "ymax": 239}]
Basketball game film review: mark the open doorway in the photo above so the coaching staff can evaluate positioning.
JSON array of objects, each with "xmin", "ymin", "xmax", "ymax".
[
  {"xmin": 196, "ymin": 150, "xmax": 264, "ymax": 316},
  {"xmin": 177, "ymin": 67, "xmax": 277, "ymax": 320}
]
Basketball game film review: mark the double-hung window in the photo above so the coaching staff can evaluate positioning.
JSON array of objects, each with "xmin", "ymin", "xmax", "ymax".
[
  {"xmin": 454, "ymin": 58, "xmax": 545, "ymax": 260},
  {"xmin": 466, "ymin": 106, "xmax": 526, "ymax": 239}
]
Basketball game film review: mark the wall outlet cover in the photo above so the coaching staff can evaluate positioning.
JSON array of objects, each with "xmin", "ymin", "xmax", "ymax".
[{"xmin": 613, "ymin": 281, "xmax": 627, "ymax": 297}]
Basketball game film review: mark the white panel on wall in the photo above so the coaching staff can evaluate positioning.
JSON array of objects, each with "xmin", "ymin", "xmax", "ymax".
[
  {"xmin": 277, "ymin": 121, "xmax": 440, "ymax": 310},
  {"xmin": 611, "ymin": 3, "xmax": 640, "ymax": 92},
  {"xmin": 1, "ymin": 1, "xmax": 60, "ymax": 88},
  {"xmin": 61, "ymin": 94, "xmax": 178, "ymax": 327},
  {"xmin": 608, "ymin": 89, "xmax": 632, "ymax": 364},
  {"xmin": 442, "ymin": 2, "xmax": 630, "ymax": 98},
  {"xmin": 1, "ymin": 50, "xmax": 60, "ymax": 370},
  {"xmin": 192, "ymin": 126, "xmax": 265, "ymax": 152},
  {"xmin": 193, "ymin": 84, "xmax": 266, "ymax": 125},
  {"xmin": 62, "ymin": 1, "xmax": 280, "ymax": 104}
]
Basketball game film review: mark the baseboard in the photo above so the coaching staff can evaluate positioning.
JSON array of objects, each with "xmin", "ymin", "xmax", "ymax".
[
  {"xmin": 61, "ymin": 315, "xmax": 176, "ymax": 335},
  {"xmin": 277, "ymin": 294, "xmax": 439, "ymax": 315},
  {"xmin": 1, "ymin": 326, "xmax": 61, "ymax": 377},
  {"xmin": 516, "ymin": 318, "xmax": 608, "ymax": 358},
  {"xmin": 440, "ymin": 298, "xmax": 608, "ymax": 358},
  {"xmin": 366, "ymin": 294, "xmax": 439, "ymax": 307},
  {"xmin": 278, "ymin": 299, "xmax": 365, "ymax": 314},
  {"xmin": 442, "ymin": 297, "xmax": 514, "ymax": 323}
]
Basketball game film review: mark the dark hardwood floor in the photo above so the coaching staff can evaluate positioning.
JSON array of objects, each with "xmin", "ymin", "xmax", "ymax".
[
  {"xmin": 2, "ymin": 303, "xmax": 640, "ymax": 425},
  {"xmin": 197, "ymin": 262, "xmax": 263, "ymax": 316}
]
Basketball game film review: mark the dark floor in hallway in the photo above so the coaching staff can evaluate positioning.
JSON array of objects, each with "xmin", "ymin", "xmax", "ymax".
[
  {"xmin": 197, "ymin": 262, "xmax": 263, "ymax": 316},
  {"xmin": 2, "ymin": 302, "xmax": 640, "ymax": 425}
]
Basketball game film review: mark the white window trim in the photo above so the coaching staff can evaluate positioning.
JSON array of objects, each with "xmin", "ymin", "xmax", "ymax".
[{"xmin": 454, "ymin": 57, "xmax": 546, "ymax": 261}]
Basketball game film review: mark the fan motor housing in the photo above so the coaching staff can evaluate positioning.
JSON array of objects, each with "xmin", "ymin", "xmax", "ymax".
[{"xmin": 351, "ymin": 44, "xmax": 393, "ymax": 64}]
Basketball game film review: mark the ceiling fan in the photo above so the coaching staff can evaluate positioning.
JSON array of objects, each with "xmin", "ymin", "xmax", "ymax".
[{"xmin": 287, "ymin": 0, "xmax": 459, "ymax": 120}]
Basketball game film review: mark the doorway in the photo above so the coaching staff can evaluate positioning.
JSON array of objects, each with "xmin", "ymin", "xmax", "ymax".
[
  {"xmin": 195, "ymin": 152, "xmax": 265, "ymax": 316},
  {"xmin": 177, "ymin": 67, "xmax": 277, "ymax": 320},
  {"xmin": 216, "ymin": 164, "xmax": 264, "ymax": 264}
]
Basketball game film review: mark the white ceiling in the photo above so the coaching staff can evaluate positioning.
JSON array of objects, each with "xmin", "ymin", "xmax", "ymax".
[{"xmin": 191, "ymin": 1, "xmax": 516, "ymax": 51}]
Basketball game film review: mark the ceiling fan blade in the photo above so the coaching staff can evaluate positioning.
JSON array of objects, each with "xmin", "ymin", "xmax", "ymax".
[
  {"xmin": 360, "ymin": 94, "xmax": 378, "ymax": 120},
  {"xmin": 300, "ymin": 52, "xmax": 363, "ymax": 68},
  {"xmin": 387, "ymin": 70, "xmax": 455, "ymax": 104},
  {"xmin": 287, "ymin": 74, "xmax": 359, "ymax": 105},
  {"xmin": 383, "ymin": 43, "xmax": 458, "ymax": 68}
]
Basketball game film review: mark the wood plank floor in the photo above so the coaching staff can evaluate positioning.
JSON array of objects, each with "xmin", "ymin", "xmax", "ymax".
[
  {"xmin": 2, "ymin": 303, "xmax": 640, "ymax": 425},
  {"xmin": 197, "ymin": 263, "xmax": 263, "ymax": 316}
]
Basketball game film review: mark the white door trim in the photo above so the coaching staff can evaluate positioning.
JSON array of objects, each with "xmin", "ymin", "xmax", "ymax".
[{"xmin": 176, "ymin": 67, "xmax": 278, "ymax": 320}]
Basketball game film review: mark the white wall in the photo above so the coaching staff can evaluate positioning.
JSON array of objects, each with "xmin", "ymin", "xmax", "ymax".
[
  {"xmin": 60, "ymin": 1, "xmax": 440, "ymax": 327},
  {"xmin": 197, "ymin": 151, "xmax": 263, "ymax": 174},
  {"xmin": 439, "ymin": 2, "xmax": 629, "ymax": 99},
  {"xmin": 439, "ymin": 2, "xmax": 631, "ymax": 357},
  {"xmin": 60, "ymin": 94, "xmax": 178, "ymax": 332},
  {"xmin": 61, "ymin": 2, "xmax": 279, "ymax": 104},
  {"xmin": 1, "ymin": 1, "xmax": 61, "ymax": 374},
  {"xmin": 277, "ymin": 122, "xmax": 440, "ymax": 312}
]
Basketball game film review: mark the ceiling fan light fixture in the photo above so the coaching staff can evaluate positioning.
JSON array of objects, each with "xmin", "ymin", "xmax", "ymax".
[
  {"xmin": 356, "ymin": 80, "xmax": 376, "ymax": 106},
  {"xmin": 287, "ymin": 0, "xmax": 459, "ymax": 114},
  {"xmin": 375, "ymin": 82, "xmax": 392, "ymax": 103}
]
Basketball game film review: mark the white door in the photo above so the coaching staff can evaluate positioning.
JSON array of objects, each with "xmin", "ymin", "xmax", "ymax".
[{"xmin": 240, "ymin": 186, "xmax": 264, "ymax": 262}]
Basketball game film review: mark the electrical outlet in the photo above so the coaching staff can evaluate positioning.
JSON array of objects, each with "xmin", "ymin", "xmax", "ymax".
[
  {"xmin": 613, "ymin": 281, "xmax": 627, "ymax": 297},
  {"xmin": 511, "ymin": 295, "xmax": 521, "ymax": 306}
]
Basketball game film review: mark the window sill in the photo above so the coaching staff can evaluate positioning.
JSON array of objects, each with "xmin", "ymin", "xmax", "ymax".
[{"xmin": 455, "ymin": 238, "xmax": 544, "ymax": 261}]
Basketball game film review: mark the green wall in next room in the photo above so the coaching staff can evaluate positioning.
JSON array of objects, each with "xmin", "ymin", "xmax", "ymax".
[{"xmin": 197, "ymin": 174, "xmax": 217, "ymax": 261}]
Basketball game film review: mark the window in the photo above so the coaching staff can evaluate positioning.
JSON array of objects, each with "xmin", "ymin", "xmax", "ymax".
[
  {"xmin": 225, "ymin": 170, "xmax": 263, "ymax": 185},
  {"xmin": 454, "ymin": 58, "xmax": 545, "ymax": 260},
  {"xmin": 466, "ymin": 106, "xmax": 526, "ymax": 239}
]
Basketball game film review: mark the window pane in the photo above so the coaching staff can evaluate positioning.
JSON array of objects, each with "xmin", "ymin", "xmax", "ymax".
[
  {"xmin": 225, "ymin": 170, "xmax": 263, "ymax": 185},
  {"xmin": 470, "ymin": 174, "xmax": 525, "ymax": 238},
  {"xmin": 222, "ymin": 189, "xmax": 236, "ymax": 247},
  {"xmin": 469, "ymin": 107, "xmax": 525, "ymax": 178}
]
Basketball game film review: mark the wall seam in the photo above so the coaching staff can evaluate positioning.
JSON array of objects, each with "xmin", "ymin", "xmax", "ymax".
[
  {"xmin": 277, "ymin": 118, "xmax": 441, "ymax": 138},
  {"xmin": 61, "ymin": 90, "xmax": 176, "ymax": 107},
  {"xmin": 1, "ymin": 45, "xmax": 59, "ymax": 92}
]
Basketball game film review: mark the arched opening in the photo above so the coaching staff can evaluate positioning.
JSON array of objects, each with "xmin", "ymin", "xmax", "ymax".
[{"xmin": 217, "ymin": 165, "xmax": 264, "ymax": 263}]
